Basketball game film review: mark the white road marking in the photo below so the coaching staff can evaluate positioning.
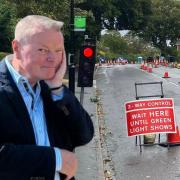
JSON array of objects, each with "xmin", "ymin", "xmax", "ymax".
[{"xmin": 169, "ymin": 81, "xmax": 179, "ymax": 87}]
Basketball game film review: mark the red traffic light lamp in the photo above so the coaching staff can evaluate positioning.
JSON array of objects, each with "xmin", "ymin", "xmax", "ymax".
[{"xmin": 83, "ymin": 47, "xmax": 93, "ymax": 58}]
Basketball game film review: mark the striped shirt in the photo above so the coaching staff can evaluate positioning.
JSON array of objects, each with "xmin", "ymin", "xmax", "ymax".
[{"xmin": 5, "ymin": 55, "xmax": 62, "ymax": 180}]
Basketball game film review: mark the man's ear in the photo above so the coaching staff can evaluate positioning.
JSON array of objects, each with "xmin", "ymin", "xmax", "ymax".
[{"xmin": 12, "ymin": 40, "xmax": 21, "ymax": 59}]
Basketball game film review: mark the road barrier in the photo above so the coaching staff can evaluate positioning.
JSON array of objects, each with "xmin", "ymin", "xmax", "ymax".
[{"xmin": 125, "ymin": 81, "xmax": 180, "ymax": 153}]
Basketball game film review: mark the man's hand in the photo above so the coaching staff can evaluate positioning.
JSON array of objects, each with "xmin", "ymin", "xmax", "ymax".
[
  {"xmin": 60, "ymin": 149, "xmax": 78, "ymax": 180},
  {"xmin": 45, "ymin": 49, "xmax": 67, "ymax": 88}
]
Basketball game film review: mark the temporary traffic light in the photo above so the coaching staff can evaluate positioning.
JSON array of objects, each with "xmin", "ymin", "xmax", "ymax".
[{"xmin": 78, "ymin": 45, "xmax": 96, "ymax": 87}]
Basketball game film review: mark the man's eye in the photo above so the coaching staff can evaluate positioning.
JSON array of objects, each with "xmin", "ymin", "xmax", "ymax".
[{"xmin": 38, "ymin": 49, "xmax": 48, "ymax": 54}]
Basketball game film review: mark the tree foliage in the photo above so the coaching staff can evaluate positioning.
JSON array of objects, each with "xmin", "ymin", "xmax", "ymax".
[
  {"xmin": 0, "ymin": 0, "xmax": 179, "ymax": 57},
  {"xmin": 5, "ymin": 0, "xmax": 70, "ymax": 34},
  {"xmin": 0, "ymin": 0, "xmax": 16, "ymax": 52},
  {"xmin": 77, "ymin": 0, "xmax": 153, "ymax": 36},
  {"xmin": 98, "ymin": 31, "xmax": 160, "ymax": 61},
  {"xmin": 134, "ymin": 0, "xmax": 180, "ymax": 55}
]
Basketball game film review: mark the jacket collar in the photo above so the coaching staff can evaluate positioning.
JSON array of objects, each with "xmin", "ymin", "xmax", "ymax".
[{"xmin": 0, "ymin": 60, "xmax": 36, "ymax": 144}]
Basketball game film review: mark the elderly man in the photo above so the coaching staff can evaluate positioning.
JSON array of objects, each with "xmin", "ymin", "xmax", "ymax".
[{"xmin": 0, "ymin": 15, "xmax": 94, "ymax": 180}]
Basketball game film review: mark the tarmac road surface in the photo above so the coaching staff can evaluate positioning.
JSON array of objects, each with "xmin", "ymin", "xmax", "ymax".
[{"xmin": 94, "ymin": 64, "xmax": 180, "ymax": 180}]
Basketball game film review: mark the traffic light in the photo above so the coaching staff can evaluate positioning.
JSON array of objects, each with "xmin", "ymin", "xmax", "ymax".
[{"xmin": 78, "ymin": 45, "xmax": 96, "ymax": 87}]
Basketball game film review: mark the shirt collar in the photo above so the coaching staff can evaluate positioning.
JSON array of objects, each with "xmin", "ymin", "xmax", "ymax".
[{"xmin": 5, "ymin": 54, "xmax": 41, "ymax": 95}]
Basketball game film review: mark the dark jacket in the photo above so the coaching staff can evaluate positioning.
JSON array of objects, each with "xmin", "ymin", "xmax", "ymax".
[{"xmin": 0, "ymin": 60, "xmax": 94, "ymax": 180}]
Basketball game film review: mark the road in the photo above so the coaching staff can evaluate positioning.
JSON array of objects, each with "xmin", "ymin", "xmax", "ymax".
[{"xmin": 95, "ymin": 64, "xmax": 180, "ymax": 180}]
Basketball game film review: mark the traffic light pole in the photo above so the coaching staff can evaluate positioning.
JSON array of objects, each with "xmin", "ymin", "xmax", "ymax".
[
  {"xmin": 69, "ymin": 0, "xmax": 75, "ymax": 94},
  {"xmin": 80, "ymin": 87, "xmax": 84, "ymax": 105}
]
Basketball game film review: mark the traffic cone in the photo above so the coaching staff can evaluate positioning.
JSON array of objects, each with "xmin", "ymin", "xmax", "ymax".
[
  {"xmin": 143, "ymin": 63, "xmax": 147, "ymax": 70},
  {"xmin": 154, "ymin": 63, "xmax": 158, "ymax": 68},
  {"xmin": 148, "ymin": 64, "xmax": 153, "ymax": 73},
  {"xmin": 140, "ymin": 63, "xmax": 144, "ymax": 69},
  {"xmin": 167, "ymin": 126, "xmax": 180, "ymax": 144},
  {"xmin": 163, "ymin": 71, "xmax": 170, "ymax": 78}
]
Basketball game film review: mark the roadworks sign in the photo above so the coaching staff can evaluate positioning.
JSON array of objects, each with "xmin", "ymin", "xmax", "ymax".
[{"xmin": 125, "ymin": 98, "xmax": 176, "ymax": 136}]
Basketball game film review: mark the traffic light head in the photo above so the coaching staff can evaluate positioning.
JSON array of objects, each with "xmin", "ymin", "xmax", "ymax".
[{"xmin": 78, "ymin": 45, "xmax": 96, "ymax": 87}]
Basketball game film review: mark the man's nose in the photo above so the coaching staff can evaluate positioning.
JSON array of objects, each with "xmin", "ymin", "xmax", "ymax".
[{"xmin": 47, "ymin": 52, "xmax": 56, "ymax": 61}]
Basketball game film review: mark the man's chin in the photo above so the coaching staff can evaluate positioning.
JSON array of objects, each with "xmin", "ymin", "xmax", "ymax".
[{"xmin": 43, "ymin": 73, "xmax": 55, "ymax": 81}]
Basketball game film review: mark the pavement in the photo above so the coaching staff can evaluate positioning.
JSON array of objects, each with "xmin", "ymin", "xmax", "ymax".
[
  {"xmin": 63, "ymin": 72, "xmax": 104, "ymax": 180},
  {"xmin": 75, "ymin": 85, "xmax": 104, "ymax": 180}
]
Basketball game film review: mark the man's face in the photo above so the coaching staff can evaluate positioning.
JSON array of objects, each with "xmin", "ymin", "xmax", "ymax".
[{"xmin": 16, "ymin": 29, "xmax": 64, "ymax": 84}]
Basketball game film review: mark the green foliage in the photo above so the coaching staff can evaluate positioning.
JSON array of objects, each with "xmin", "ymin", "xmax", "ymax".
[
  {"xmin": 6, "ymin": 0, "xmax": 70, "ymax": 34},
  {"xmin": 113, "ymin": 0, "xmax": 153, "ymax": 31},
  {"xmin": 0, "ymin": 52, "xmax": 9, "ymax": 60},
  {"xmin": 1, "ymin": 0, "xmax": 179, "ymax": 58},
  {"xmin": 77, "ymin": 0, "xmax": 153, "ymax": 37},
  {"xmin": 98, "ymin": 30, "xmax": 161, "ymax": 61},
  {"xmin": 135, "ymin": 0, "xmax": 180, "ymax": 55},
  {"xmin": 101, "ymin": 31, "xmax": 128, "ymax": 54},
  {"xmin": 0, "ymin": 0, "xmax": 16, "ymax": 52}
]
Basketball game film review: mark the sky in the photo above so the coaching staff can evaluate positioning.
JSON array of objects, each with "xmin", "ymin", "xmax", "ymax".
[{"xmin": 101, "ymin": 29, "xmax": 129, "ymax": 36}]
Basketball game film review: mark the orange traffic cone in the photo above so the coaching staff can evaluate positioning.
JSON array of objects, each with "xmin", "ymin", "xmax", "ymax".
[
  {"xmin": 163, "ymin": 71, "xmax": 170, "ymax": 78},
  {"xmin": 143, "ymin": 63, "xmax": 147, "ymax": 70},
  {"xmin": 148, "ymin": 64, "xmax": 153, "ymax": 73},
  {"xmin": 141, "ymin": 65, "xmax": 144, "ymax": 69},
  {"xmin": 167, "ymin": 126, "xmax": 180, "ymax": 144},
  {"xmin": 140, "ymin": 63, "xmax": 144, "ymax": 69}
]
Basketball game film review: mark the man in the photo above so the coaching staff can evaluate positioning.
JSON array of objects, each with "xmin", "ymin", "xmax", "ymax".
[{"xmin": 0, "ymin": 15, "xmax": 94, "ymax": 180}]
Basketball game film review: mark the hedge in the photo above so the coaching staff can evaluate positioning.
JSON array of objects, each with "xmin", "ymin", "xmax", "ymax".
[{"xmin": 0, "ymin": 52, "xmax": 9, "ymax": 60}]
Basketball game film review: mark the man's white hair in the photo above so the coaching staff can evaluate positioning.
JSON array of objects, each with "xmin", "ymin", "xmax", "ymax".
[{"xmin": 15, "ymin": 15, "xmax": 64, "ymax": 43}]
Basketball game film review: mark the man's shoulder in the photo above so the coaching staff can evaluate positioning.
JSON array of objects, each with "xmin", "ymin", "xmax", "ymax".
[{"xmin": 0, "ymin": 60, "xmax": 8, "ymax": 85}]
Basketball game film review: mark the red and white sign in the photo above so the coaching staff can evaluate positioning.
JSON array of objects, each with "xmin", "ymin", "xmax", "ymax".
[{"xmin": 125, "ymin": 98, "xmax": 176, "ymax": 136}]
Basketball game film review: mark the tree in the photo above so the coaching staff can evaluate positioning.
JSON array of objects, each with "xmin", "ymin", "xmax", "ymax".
[
  {"xmin": 6, "ymin": 0, "xmax": 70, "ymax": 32},
  {"xmin": 77, "ymin": 0, "xmax": 153, "ymax": 37},
  {"xmin": 98, "ymin": 30, "xmax": 160, "ymax": 61},
  {"xmin": 0, "ymin": 0, "xmax": 16, "ymax": 52},
  {"xmin": 135, "ymin": 0, "xmax": 180, "ymax": 55}
]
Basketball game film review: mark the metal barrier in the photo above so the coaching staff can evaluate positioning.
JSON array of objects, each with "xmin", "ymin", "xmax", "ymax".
[{"xmin": 134, "ymin": 81, "xmax": 164, "ymax": 153}]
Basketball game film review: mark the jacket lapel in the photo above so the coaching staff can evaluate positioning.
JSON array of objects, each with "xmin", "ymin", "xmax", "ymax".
[{"xmin": 0, "ymin": 60, "xmax": 36, "ymax": 144}]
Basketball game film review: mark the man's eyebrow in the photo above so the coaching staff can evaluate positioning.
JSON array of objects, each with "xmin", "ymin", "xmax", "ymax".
[
  {"xmin": 38, "ymin": 43, "xmax": 63, "ymax": 50},
  {"xmin": 38, "ymin": 44, "xmax": 49, "ymax": 49},
  {"xmin": 56, "ymin": 48, "xmax": 63, "ymax": 51}
]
